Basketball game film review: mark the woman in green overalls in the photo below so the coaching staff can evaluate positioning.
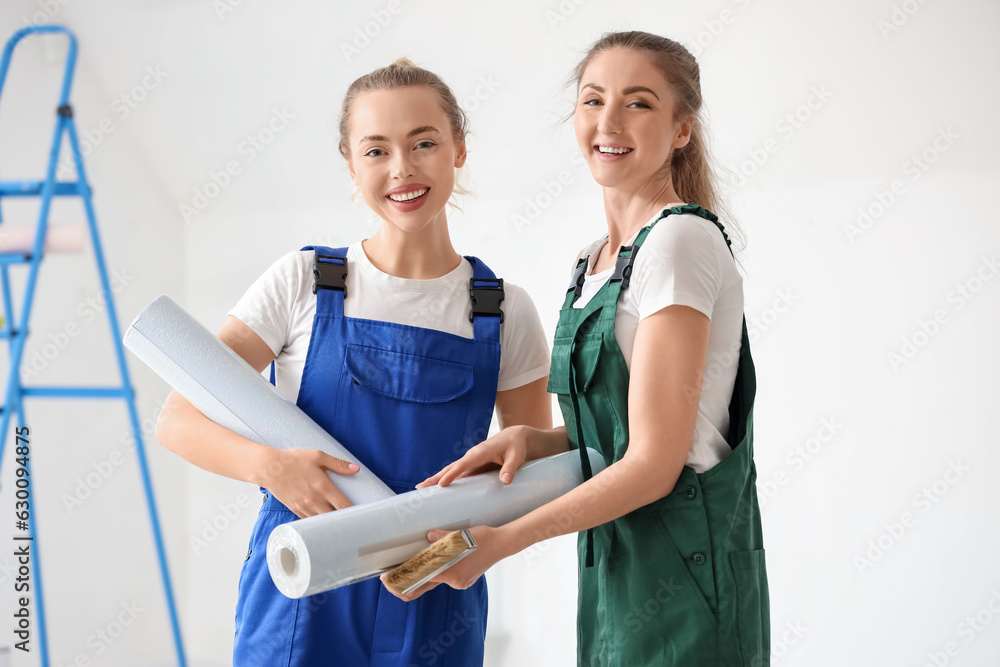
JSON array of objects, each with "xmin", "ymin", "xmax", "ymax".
[{"xmin": 405, "ymin": 31, "xmax": 770, "ymax": 666}]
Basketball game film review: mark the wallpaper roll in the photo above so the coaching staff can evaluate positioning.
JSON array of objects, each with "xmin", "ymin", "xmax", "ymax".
[
  {"xmin": 123, "ymin": 295, "xmax": 394, "ymax": 505},
  {"xmin": 266, "ymin": 448, "xmax": 607, "ymax": 598}
]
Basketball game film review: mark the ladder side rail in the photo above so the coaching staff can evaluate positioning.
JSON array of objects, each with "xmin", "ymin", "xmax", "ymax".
[
  {"xmin": 0, "ymin": 22, "xmax": 78, "ymax": 457},
  {"xmin": 20, "ymin": 404, "xmax": 52, "ymax": 667},
  {"xmin": 1, "ymin": 267, "xmax": 14, "ymax": 339},
  {"xmin": 65, "ymin": 99, "xmax": 188, "ymax": 667},
  {"xmin": 0, "ymin": 28, "xmax": 76, "ymax": 664},
  {"xmin": 0, "ymin": 109, "xmax": 68, "ymax": 466},
  {"xmin": 0, "ymin": 25, "xmax": 77, "ymax": 103},
  {"xmin": 0, "ymin": 25, "xmax": 187, "ymax": 667}
]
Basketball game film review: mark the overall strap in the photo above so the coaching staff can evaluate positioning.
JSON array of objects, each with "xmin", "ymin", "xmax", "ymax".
[
  {"xmin": 654, "ymin": 205, "xmax": 757, "ymax": 450},
  {"xmin": 601, "ymin": 202, "xmax": 729, "ymax": 311},
  {"xmin": 695, "ymin": 217, "xmax": 757, "ymax": 450},
  {"xmin": 559, "ymin": 226, "xmax": 664, "ymax": 567},
  {"xmin": 465, "ymin": 255, "xmax": 503, "ymax": 344},
  {"xmin": 568, "ymin": 369, "xmax": 597, "ymax": 567},
  {"xmin": 561, "ymin": 207, "xmax": 669, "ymax": 309},
  {"xmin": 564, "ymin": 258, "xmax": 588, "ymax": 307},
  {"xmin": 302, "ymin": 245, "xmax": 348, "ymax": 318}
]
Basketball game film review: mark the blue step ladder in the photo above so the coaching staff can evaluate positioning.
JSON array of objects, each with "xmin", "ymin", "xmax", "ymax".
[{"xmin": 0, "ymin": 26, "xmax": 187, "ymax": 667}]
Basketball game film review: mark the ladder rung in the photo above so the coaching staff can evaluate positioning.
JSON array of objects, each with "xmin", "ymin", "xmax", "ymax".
[
  {"xmin": 0, "ymin": 252, "xmax": 33, "ymax": 264},
  {"xmin": 0, "ymin": 180, "xmax": 84, "ymax": 196},
  {"xmin": 20, "ymin": 386, "xmax": 130, "ymax": 398}
]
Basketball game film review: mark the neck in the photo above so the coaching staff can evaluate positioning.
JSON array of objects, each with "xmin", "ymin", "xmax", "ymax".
[
  {"xmin": 601, "ymin": 176, "xmax": 685, "ymax": 251},
  {"xmin": 362, "ymin": 215, "xmax": 462, "ymax": 280}
]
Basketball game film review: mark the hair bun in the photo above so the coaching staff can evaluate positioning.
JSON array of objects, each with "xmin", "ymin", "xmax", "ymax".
[{"xmin": 391, "ymin": 57, "xmax": 417, "ymax": 68}]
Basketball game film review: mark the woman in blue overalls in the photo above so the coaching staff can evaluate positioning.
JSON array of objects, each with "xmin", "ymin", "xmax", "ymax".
[
  {"xmin": 156, "ymin": 59, "xmax": 552, "ymax": 666},
  {"xmin": 412, "ymin": 32, "xmax": 770, "ymax": 666}
]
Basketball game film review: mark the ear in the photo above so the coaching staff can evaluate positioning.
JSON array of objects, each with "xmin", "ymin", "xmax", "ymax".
[
  {"xmin": 454, "ymin": 140, "xmax": 468, "ymax": 169},
  {"xmin": 347, "ymin": 158, "xmax": 358, "ymax": 185},
  {"xmin": 673, "ymin": 114, "xmax": 695, "ymax": 150}
]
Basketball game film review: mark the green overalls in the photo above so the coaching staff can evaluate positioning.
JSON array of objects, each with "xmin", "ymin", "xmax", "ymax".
[{"xmin": 547, "ymin": 204, "xmax": 770, "ymax": 666}]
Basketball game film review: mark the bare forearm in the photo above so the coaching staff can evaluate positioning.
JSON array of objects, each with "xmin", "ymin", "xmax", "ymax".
[
  {"xmin": 525, "ymin": 425, "xmax": 570, "ymax": 460},
  {"xmin": 495, "ymin": 305, "xmax": 707, "ymax": 550},
  {"xmin": 155, "ymin": 390, "xmax": 272, "ymax": 486},
  {"xmin": 500, "ymin": 449, "xmax": 681, "ymax": 556}
]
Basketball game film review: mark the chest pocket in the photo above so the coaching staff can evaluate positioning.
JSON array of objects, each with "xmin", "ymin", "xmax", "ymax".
[
  {"xmin": 344, "ymin": 344, "xmax": 474, "ymax": 403},
  {"xmin": 338, "ymin": 344, "xmax": 476, "ymax": 490},
  {"xmin": 549, "ymin": 333, "xmax": 603, "ymax": 396}
]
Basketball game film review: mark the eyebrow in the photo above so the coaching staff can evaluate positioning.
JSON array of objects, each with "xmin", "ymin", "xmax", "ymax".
[
  {"xmin": 358, "ymin": 126, "xmax": 442, "ymax": 145},
  {"xmin": 580, "ymin": 83, "xmax": 660, "ymax": 101}
]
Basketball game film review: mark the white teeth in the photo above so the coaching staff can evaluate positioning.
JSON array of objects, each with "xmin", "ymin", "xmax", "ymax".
[
  {"xmin": 598, "ymin": 146, "xmax": 632, "ymax": 154},
  {"xmin": 388, "ymin": 188, "xmax": 427, "ymax": 202}
]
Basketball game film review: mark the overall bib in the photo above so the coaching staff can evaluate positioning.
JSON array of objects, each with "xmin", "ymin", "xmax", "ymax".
[
  {"xmin": 548, "ymin": 205, "xmax": 770, "ymax": 667},
  {"xmin": 233, "ymin": 246, "xmax": 504, "ymax": 667}
]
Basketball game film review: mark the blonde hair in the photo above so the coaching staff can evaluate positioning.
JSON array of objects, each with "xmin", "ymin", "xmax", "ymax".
[
  {"xmin": 569, "ymin": 31, "xmax": 742, "ymax": 249},
  {"xmin": 338, "ymin": 58, "xmax": 471, "ymax": 204}
]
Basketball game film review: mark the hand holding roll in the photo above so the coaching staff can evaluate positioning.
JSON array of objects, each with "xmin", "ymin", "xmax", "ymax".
[
  {"xmin": 382, "ymin": 529, "xmax": 478, "ymax": 597},
  {"xmin": 259, "ymin": 449, "xmax": 362, "ymax": 518}
]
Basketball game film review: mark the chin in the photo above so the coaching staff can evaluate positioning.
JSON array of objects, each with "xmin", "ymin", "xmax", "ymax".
[
  {"xmin": 589, "ymin": 172, "xmax": 628, "ymax": 189},
  {"xmin": 382, "ymin": 210, "xmax": 443, "ymax": 235},
  {"xmin": 381, "ymin": 216, "xmax": 431, "ymax": 234}
]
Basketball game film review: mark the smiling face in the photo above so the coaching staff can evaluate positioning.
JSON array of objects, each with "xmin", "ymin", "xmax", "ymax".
[
  {"xmin": 347, "ymin": 86, "xmax": 466, "ymax": 235},
  {"xmin": 574, "ymin": 48, "xmax": 693, "ymax": 193}
]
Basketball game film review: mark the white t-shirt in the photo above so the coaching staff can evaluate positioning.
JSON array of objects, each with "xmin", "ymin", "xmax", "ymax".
[
  {"xmin": 572, "ymin": 211, "xmax": 744, "ymax": 472},
  {"xmin": 229, "ymin": 242, "xmax": 551, "ymax": 403}
]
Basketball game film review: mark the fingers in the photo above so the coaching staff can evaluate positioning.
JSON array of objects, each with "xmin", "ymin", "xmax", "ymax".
[
  {"xmin": 311, "ymin": 452, "xmax": 356, "ymax": 510},
  {"xmin": 437, "ymin": 451, "xmax": 487, "ymax": 487},
  {"xmin": 269, "ymin": 449, "xmax": 355, "ymax": 517},
  {"xmin": 418, "ymin": 461, "xmax": 478, "ymax": 488},
  {"xmin": 406, "ymin": 581, "xmax": 441, "ymax": 599},
  {"xmin": 326, "ymin": 482, "xmax": 354, "ymax": 511},
  {"xmin": 319, "ymin": 452, "xmax": 361, "ymax": 477},
  {"xmin": 379, "ymin": 572, "xmax": 440, "ymax": 601},
  {"xmin": 287, "ymin": 487, "xmax": 351, "ymax": 518},
  {"xmin": 436, "ymin": 466, "xmax": 461, "ymax": 487},
  {"xmin": 307, "ymin": 467, "xmax": 354, "ymax": 513},
  {"xmin": 289, "ymin": 501, "xmax": 332, "ymax": 520},
  {"xmin": 498, "ymin": 460, "xmax": 519, "ymax": 485},
  {"xmin": 418, "ymin": 446, "xmax": 506, "ymax": 488},
  {"xmin": 416, "ymin": 462, "xmax": 453, "ymax": 489}
]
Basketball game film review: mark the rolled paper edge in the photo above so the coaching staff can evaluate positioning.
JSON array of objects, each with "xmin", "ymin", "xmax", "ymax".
[{"xmin": 266, "ymin": 524, "xmax": 316, "ymax": 600}]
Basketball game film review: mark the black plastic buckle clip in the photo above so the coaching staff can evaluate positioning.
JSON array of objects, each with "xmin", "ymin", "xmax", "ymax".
[
  {"xmin": 469, "ymin": 278, "xmax": 505, "ymax": 323},
  {"xmin": 611, "ymin": 245, "xmax": 637, "ymax": 290},
  {"xmin": 569, "ymin": 259, "xmax": 588, "ymax": 299},
  {"xmin": 313, "ymin": 255, "xmax": 347, "ymax": 295}
]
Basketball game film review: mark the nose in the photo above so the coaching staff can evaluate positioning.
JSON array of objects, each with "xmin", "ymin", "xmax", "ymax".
[
  {"xmin": 597, "ymin": 104, "xmax": 623, "ymax": 135},
  {"xmin": 390, "ymin": 151, "xmax": 415, "ymax": 180}
]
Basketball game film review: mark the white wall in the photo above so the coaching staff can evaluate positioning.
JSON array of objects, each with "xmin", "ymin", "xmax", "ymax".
[{"xmin": 0, "ymin": 0, "xmax": 998, "ymax": 665}]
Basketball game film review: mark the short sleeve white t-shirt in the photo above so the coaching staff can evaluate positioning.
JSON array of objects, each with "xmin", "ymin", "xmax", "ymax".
[
  {"xmin": 229, "ymin": 242, "xmax": 551, "ymax": 403},
  {"xmin": 572, "ymin": 211, "xmax": 744, "ymax": 473}
]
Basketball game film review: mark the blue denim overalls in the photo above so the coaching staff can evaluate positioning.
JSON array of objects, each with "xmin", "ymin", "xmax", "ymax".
[{"xmin": 233, "ymin": 246, "xmax": 504, "ymax": 666}]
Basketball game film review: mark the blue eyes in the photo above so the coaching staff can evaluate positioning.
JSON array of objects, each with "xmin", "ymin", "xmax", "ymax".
[
  {"xmin": 363, "ymin": 141, "xmax": 436, "ymax": 158},
  {"xmin": 582, "ymin": 99, "xmax": 651, "ymax": 109}
]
